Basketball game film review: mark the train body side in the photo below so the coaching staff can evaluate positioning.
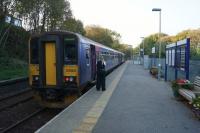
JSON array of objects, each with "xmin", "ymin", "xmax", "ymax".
[
  {"xmin": 78, "ymin": 42, "xmax": 124, "ymax": 87},
  {"xmin": 29, "ymin": 31, "xmax": 124, "ymax": 108}
]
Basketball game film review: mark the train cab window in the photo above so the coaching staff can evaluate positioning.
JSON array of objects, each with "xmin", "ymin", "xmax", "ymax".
[
  {"xmin": 64, "ymin": 37, "xmax": 77, "ymax": 64},
  {"xmin": 30, "ymin": 38, "xmax": 39, "ymax": 64}
]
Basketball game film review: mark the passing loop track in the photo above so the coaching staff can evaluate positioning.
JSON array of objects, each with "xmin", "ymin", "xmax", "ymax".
[
  {"xmin": 0, "ymin": 108, "xmax": 46, "ymax": 133},
  {"xmin": 0, "ymin": 88, "xmax": 32, "ymax": 102},
  {"xmin": 0, "ymin": 77, "xmax": 28, "ymax": 87},
  {"xmin": 0, "ymin": 88, "xmax": 33, "ymax": 112}
]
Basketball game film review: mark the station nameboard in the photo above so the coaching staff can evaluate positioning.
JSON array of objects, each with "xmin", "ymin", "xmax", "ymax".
[
  {"xmin": 152, "ymin": 47, "xmax": 155, "ymax": 54},
  {"xmin": 5, "ymin": 15, "xmax": 22, "ymax": 27}
]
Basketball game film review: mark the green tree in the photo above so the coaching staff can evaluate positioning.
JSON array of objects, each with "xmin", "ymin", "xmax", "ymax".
[
  {"xmin": 85, "ymin": 25, "xmax": 114, "ymax": 48},
  {"xmin": 15, "ymin": 0, "xmax": 72, "ymax": 32},
  {"xmin": 61, "ymin": 18, "xmax": 85, "ymax": 35},
  {"xmin": 135, "ymin": 29, "xmax": 200, "ymax": 59},
  {"xmin": 85, "ymin": 25, "xmax": 133, "ymax": 59},
  {"xmin": 136, "ymin": 33, "xmax": 168, "ymax": 57}
]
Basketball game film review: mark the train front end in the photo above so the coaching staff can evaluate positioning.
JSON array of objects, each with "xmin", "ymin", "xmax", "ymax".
[{"xmin": 29, "ymin": 32, "xmax": 80, "ymax": 108}]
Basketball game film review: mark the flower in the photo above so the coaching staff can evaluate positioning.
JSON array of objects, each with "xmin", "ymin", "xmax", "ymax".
[
  {"xmin": 192, "ymin": 97, "xmax": 200, "ymax": 109},
  {"xmin": 176, "ymin": 79, "xmax": 187, "ymax": 84}
]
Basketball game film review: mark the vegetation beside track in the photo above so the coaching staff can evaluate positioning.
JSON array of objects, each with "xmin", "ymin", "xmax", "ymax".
[
  {"xmin": 0, "ymin": 58, "xmax": 27, "ymax": 80},
  {"xmin": 0, "ymin": 22, "xmax": 29, "ymax": 80}
]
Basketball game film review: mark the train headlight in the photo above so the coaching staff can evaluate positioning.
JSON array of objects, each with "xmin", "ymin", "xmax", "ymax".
[
  {"xmin": 32, "ymin": 75, "xmax": 39, "ymax": 86},
  {"xmin": 35, "ymin": 76, "xmax": 39, "ymax": 80},
  {"xmin": 33, "ymin": 76, "xmax": 39, "ymax": 81},
  {"xmin": 69, "ymin": 77, "xmax": 73, "ymax": 82}
]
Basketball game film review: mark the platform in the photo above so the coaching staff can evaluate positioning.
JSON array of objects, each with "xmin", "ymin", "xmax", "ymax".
[{"xmin": 36, "ymin": 61, "xmax": 200, "ymax": 133}]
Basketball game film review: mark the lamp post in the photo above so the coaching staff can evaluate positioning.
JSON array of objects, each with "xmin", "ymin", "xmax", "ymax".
[
  {"xmin": 139, "ymin": 43, "xmax": 141, "ymax": 64},
  {"xmin": 128, "ymin": 45, "xmax": 133, "ymax": 60},
  {"xmin": 152, "ymin": 8, "xmax": 161, "ymax": 80},
  {"xmin": 140, "ymin": 37, "xmax": 145, "ymax": 65}
]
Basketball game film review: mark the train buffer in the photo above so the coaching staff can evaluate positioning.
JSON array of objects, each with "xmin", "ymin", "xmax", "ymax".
[{"xmin": 36, "ymin": 61, "xmax": 200, "ymax": 133}]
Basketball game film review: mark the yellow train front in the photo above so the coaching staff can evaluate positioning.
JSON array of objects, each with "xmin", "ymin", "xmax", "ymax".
[{"xmin": 29, "ymin": 31, "xmax": 124, "ymax": 108}]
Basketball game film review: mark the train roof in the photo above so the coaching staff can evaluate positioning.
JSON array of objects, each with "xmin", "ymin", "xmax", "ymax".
[
  {"xmin": 32, "ymin": 30, "xmax": 124, "ymax": 55},
  {"xmin": 76, "ymin": 34, "xmax": 124, "ymax": 55}
]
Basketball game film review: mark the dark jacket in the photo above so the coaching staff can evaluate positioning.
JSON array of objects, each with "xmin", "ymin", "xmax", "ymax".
[{"xmin": 97, "ymin": 60, "xmax": 105, "ymax": 75}]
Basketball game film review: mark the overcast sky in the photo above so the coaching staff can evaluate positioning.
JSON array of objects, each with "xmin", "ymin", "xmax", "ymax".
[{"xmin": 69, "ymin": 0, "xmax": 200, "ymax": 47}]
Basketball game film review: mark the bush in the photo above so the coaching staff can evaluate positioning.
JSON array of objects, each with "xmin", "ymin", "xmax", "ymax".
[
  {"xmin": 171, "ymin": 80, "xmax": 180, "ymax": 97},
  {"xmin": 192, "ymin": 96, "xmax": 200, "ymax": 119},
  {"xmin": 193, "ymin": 96, "xmax": 200, "ymax": 109},
  {"xmin": 150, "ymin": 67, "xmax": 158, "ymax": 76},
  {"xmin": 0, "ymin": 23, "xmax": 29, "ymax": 80}
]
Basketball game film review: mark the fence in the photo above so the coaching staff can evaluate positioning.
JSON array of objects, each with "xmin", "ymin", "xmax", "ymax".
[{"xmin": 148, "ymin": 58, "xmax": 200, "ymax": 82}]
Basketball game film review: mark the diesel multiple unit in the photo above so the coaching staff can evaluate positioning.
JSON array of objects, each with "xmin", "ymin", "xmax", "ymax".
[{"xmin": 29, "ymin": 31, "xmax": 124, "ymax": 107}]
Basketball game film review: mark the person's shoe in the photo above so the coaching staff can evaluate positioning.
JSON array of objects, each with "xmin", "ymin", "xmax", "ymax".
[
  {"xmin": 96, "ymin": 89, "xmax": 100, "ymax": 91},
  {"xmin": 102, "ymin": 89, "xmax": 106, "ymax": 91}
]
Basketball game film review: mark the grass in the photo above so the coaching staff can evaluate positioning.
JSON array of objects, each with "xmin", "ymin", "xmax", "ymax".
[
  {"xmin": 0, "ymin": 58, "xmax": 28, "ymax": 81},
  {"xmin": 0, "ymin": 66, "xmax": 28, "ymax": 81}
]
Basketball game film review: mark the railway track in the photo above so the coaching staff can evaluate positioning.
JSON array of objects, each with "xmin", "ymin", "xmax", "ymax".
[
  {"xmin": 0, "ymin": 77, "xmax": 31, "ymax": 111},
  {"xmin": 0, "ymin": 87, "xmax": 46, "ymax": 133},
  {"xmin": 0, "ymin": 108, "xmax": 46, "ymax": 133},
  {"xmin": 0, "ymin": 88, "xmax": 32, "ymax": 102},
  {"xmin": 0, "ymin": 77, "xmax": 96, "ymax": 132},
  {"xmin": 0, "ymin": 77, "xmax": 29, "ymax": 99},
  {"xmin": 0, "ymin": 77, "xmax": 28, "ymax": 87},
  {"xmin": 0, "ymin": 88, "xmax": 33, "ymax": 111}
]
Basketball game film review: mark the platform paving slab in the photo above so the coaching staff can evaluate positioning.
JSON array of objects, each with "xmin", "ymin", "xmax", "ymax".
[
  {"xmin": 72, "ymin": 62, "xmax": 127, "ymax": 133},
  {"xmin": 35, "ymin": 62, "xmax": 127, "ymax": 133},
  {"xmin": 92, "ymin": 62, "xmax": 200, "ymax": 133}
]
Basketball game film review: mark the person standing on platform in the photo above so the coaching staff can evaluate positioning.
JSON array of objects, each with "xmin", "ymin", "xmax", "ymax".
[{"xmin": 96, "ymin": 56, "xmax": 106, "ymax": 91}]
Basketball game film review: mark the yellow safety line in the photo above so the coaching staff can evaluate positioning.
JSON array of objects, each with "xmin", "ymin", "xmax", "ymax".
[{"xmin": 73, "ymin": 62, "xmax": 128, "ymax": 133}]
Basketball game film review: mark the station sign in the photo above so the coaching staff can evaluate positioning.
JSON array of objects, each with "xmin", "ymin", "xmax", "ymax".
[
  {"xmin": 152, "ymin": 47, "xmax": 155, "ymax": 54},
  {"xmin": 5, "ymin": 15, "xmax": 22, "ymax": 27}
]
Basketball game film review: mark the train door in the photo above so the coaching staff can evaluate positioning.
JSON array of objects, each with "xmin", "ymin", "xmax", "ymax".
[
  {"xmin": 45, "ymin": 42, "xmax": 56, "ymax": 85},
  {"xmin": 91, "ymin": 45, "xmax": 96, "ymax": 80}
]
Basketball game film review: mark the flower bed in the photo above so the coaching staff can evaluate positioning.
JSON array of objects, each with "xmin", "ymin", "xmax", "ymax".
[
  {"xmin": 192, "ymin": 96, "xmax": 200, "ymax": 119},
  {"xmin": 171, "ymin": 79, "xmax": 200, "ymax": 120},
  {"xmin": 149, "ymin": 67, "xmax": 158, "ymax": 77},
  {"xmin": 171, "ymin": 79, "xmax": 193, "ymax": 97}
]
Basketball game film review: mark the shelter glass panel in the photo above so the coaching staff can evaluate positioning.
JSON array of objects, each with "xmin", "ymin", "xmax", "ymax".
[
  {"xmin": 166, "ymin": 50, "xmax": 169, "ymax": 65},
  {"xmin": 180, "ymin": 46, "xmax": 185, "ymax": 70},
  {"xmin": 172, "ymin": 49, "xmax": 175, "ymax": 66}
]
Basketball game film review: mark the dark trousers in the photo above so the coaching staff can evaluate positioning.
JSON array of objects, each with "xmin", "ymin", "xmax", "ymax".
[{"xmin": 96, "ymin": 70, "xmax": 106, "ymax": 91}]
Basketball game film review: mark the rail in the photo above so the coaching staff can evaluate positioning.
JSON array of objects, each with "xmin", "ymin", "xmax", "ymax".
[
  {"xmin": 1, "ymin": 108, "xmax": 46, "ymax": 133},
  {"xmin": 0, "ymin": 77, "xmax": 28, "ymax": 86}
]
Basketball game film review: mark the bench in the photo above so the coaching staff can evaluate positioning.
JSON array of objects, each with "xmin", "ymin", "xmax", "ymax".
[{"xmin": 178, "ymin": 76, "xmax": 200, "ymax": 102}]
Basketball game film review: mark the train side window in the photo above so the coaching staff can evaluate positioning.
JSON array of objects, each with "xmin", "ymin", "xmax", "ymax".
[
  {"xmin": 86, "ymin": 48, "xmax": 90, "ymax": 66},
  {"xmin": 30, "ymin": 38, "xmax": 39, "ymax": 64}
]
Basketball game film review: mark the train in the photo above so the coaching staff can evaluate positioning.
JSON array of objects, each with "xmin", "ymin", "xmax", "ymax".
[{"xmin": 29, "ymin": 31, "xmax": 125, "ymax": 108}]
